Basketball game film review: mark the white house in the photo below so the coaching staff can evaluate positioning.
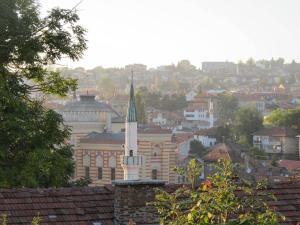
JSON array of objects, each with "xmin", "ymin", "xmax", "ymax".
[
  {"xmin": 151, "ymin": 112, "xmax": 167, "ymax": 125},
  {"xmin": 185, "ymin": 90, "xmax": 197, "ymax": 102},
  {"xmin": 194, "ymin": 127, "xmax": 218, "ymax": 148},
  {"xmin": 183, "ymin": 99, "xmax": 215, "ymax": 129}
]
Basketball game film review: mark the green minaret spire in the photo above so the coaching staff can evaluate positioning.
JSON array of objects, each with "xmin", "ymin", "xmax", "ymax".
[{"xmin": 126, "ymin": 71, "xmax": 137, "ymax": 122}]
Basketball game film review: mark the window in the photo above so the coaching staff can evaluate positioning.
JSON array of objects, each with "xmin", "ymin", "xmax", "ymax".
[
  {"xmin": 96, "ymin": 154, "xmax": 103, "ymax": 168},
  {"xmin": 98, "ymin": 167, "xmax": 102, "ymax": 180},
  {"xmin": 109, "ymin": 156, "xmax": 116, "ymax": 168},
  {"xmin": 129, "ymin": 150, "xmax": 133, "ymax": 157},
  {"xmin": 85, "ymin": 166, "xmax": 90, "ymax": 178},
  {"xmin": 152, "ymin": 169, "xmax": 157, "ymax": 180},
  {"xmin": 111, "ymin": 168, "xmax": 115, "ymax": 180},
  {"xmin": 83, "ymin": 154, "xmax": 91, "ymax": 167}
]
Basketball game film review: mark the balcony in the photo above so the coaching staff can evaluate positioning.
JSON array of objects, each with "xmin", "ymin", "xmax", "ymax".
[{"xmin": 121, "ymin": 155, "xmax": 143, "ymax": 166}]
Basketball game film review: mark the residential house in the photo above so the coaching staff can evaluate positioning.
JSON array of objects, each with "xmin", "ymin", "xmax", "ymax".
[
  {"xmin": 194, "ymin": 127, "xmax": 218, "ymax": 148},
  {"xmin": 183, "ymin": 93, "xmax": 217, "ymax": 129},
  {"xmin": 233, "ymin": 93, "xmax": 266, "ymax": 115},
  {"xmin": 253, "ymin": 127, "xmax": 298, "ymax": 155},
  {"xmin": 202, "ymin": 143, "xmax": 244, "ymax": 178},
  {"xmin": 278, "ymin": 159, "xmax": 300, "ymax": 174},
  {"xmin": 185, "ymin": 90, "xmax": 197, "ymax": 102},
  {"xmin": 148, "ymin": 111, "xmax": 167, "ymax": 125}
]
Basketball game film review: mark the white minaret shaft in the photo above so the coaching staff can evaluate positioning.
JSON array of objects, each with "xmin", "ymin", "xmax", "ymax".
[{"xmin": 121, "ymin": 74, "xmax": 143, "ymax": 180}]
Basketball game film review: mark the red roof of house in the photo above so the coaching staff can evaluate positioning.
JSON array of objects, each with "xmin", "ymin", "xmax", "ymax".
[
  {"xmin": 173, "ymin": 132, "xmax": 193, "ymax": 144},
  {"xmin": 278, "ymin": 160, "xmax": 300, "ymax": 171},
  {"xmin": 202, "ymin": 143, "xmax": 232, "ymax": 162}
]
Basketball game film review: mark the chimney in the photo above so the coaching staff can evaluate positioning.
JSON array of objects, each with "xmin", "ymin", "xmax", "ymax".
[{"xmin": 113, "ymin": 180, "xmax": 165, "ymax": 225}]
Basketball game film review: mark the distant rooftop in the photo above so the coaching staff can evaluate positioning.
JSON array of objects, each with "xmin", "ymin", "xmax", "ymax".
[{"xmin": 253, "ymin": 127, "xmax": 297, "ymax": 137}]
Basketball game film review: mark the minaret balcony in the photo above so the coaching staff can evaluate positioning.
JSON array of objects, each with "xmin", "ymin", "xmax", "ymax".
[{"xmin": 121, "ymin": 155, "xmax": 143, "ymax": 166}]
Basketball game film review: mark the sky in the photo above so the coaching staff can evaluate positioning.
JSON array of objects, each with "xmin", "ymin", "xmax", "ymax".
[{"xmin": 39, "ymin": 0, "xmax": 300, "ymax": 69}]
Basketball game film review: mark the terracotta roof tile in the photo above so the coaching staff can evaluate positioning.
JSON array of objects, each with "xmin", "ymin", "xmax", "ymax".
[
  {"xmin": 2, "ymin": 180, "xmax": 300, "ymax": 224},
  {"xmin": 0, "ymin": 187, "xmax": 114, "ymax": 225}
]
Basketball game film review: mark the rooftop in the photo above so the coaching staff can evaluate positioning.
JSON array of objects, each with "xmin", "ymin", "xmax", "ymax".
[
  {"xmin": 80, "ymin": 132, "xmax": 125, "ymax": 144},
  {"xmin": 2, "ymin": 181, "xmax": 300, "ymax": 224},
  {"xmin": 253, "ymin": 127, "xmax": 297, "ymax": 137},
  {"xmin": 61, "ymin": 95, "xmax": 115, "ymax": 113},
  {"xmin": 278, "ymin": 160, "xmax": 300, "ymax": 171},
  {"xmin": 194, "ymin": 127, "xmax": 219, "ymax": 136}
]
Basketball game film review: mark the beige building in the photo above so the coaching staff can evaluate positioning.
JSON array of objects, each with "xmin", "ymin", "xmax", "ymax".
[{"xmin": 74, "ymin": 128, "xmax": 177, "ymax": 185}]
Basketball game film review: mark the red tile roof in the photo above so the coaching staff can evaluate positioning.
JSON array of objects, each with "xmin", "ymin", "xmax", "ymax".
[
  {"xmin": 2, "ymin": 181, "xmax": 300, "ymax": 224},
  {"xmin": 279, "ymin": 160, "xmax": 300, "ymax": 171},
  {"xmin": 202, "ymin": 143, "xmax": 233, "ymax": 162},
  {"xmin": 0, "ymin": 187, "xmax": 114, "ymax": 225},
  {"xmin": 173, "ymin": 132, "xmax": 193, "ymax": 144}
]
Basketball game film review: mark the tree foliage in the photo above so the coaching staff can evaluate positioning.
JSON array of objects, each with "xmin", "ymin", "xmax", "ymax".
[
  {"xmin": 96, "ymin": 75, "xmax": 116, "ymax": 99},
  {"xmin": 138, "ymin": 87, "xmax": 187, "ymax": 111},
  {"xmin": 217, "ymin": 92, "xmax": 239, "ymax": 125},
  {"xmin": 151, "ymin": 159, "xmax": 280, "ymax": 225},
  {"xmin": 232, "ymin": 107, "xmax": 263, "ymax": 145},
  {"xmin": 0, "ymin": 0, "xmax": 86, "ymax": 187},
  {"xmin": 189, "ymin": 140, "xmax": 207, "ymax": 157},
  {"xmin": 265, "ymin": 107, "xmax": 300, "ymax": 133}
]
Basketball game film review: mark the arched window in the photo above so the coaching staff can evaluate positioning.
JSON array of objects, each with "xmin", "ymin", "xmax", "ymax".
[
  {"xmin": 152, "ymin": 169, "xmax": 157, "ymax": 180},
  {"xmin": 152, "ymin": 145, "xmax": 161, "ymax": 157},
  {"xmin": 83, "ymin": 154, "xmax": 91, "ymax": 178},
  {"xmin": 109, "ymin": 156, "xmax": 116, "ymax": 168},
  {"xmin": 83, "ymin": 154, "xmax": 90, "ymax": 167},
  {"xmin": 109, "ymin": 156, "xmax": 116, "ymax": 181},
  {"xmin": 96, "ymin": 154, "xmax": 103, "ymax": 180},
  {"xmin": 96, "ymin": 154, "xmax": 103, "ymax": 168},
  {"xmin": 129, "ymin": 150, "xmax": 133, "ymax": 157}
]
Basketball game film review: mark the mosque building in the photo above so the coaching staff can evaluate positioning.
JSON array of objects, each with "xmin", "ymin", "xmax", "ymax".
[{"xmin": 73, "ymin": 77, "xmax": 177, "ymax": 185}]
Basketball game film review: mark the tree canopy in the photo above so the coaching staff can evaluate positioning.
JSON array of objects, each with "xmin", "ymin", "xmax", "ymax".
[
  {"xmin": 189, "ymin": 140, "xmax": 207, "ymax": 157},
  {"xmin": 0, "ymin": 0, "xmax": 87, "ymax": 187},
  {"xmin": 232, "ymin": 107, "xmax": 263, "ymax": 145},
  {"xmin": 151, "ymin": 159, "xmax": 279, "ymax": 225},
  {"xmin": 217, "ymin": 92, "xmax": 239, "ymax": 125},
  {"xmin": 265, "ymin": 107, "xmax": 300, "ymax": 133}
]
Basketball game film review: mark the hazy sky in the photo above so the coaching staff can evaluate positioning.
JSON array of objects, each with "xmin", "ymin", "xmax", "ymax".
[{"xmin": 40, "ymin": 0, "xmax": 300, "ymax": 69}]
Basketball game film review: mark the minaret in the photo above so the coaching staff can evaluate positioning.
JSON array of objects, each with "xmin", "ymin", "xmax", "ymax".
[
  {"xmin": 209, "ymin": 98, "xmax": 214, "ymax": 128},
  {"xmin": 121, "ymin": 74, "xmax": 143, "ymax": 180}
]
